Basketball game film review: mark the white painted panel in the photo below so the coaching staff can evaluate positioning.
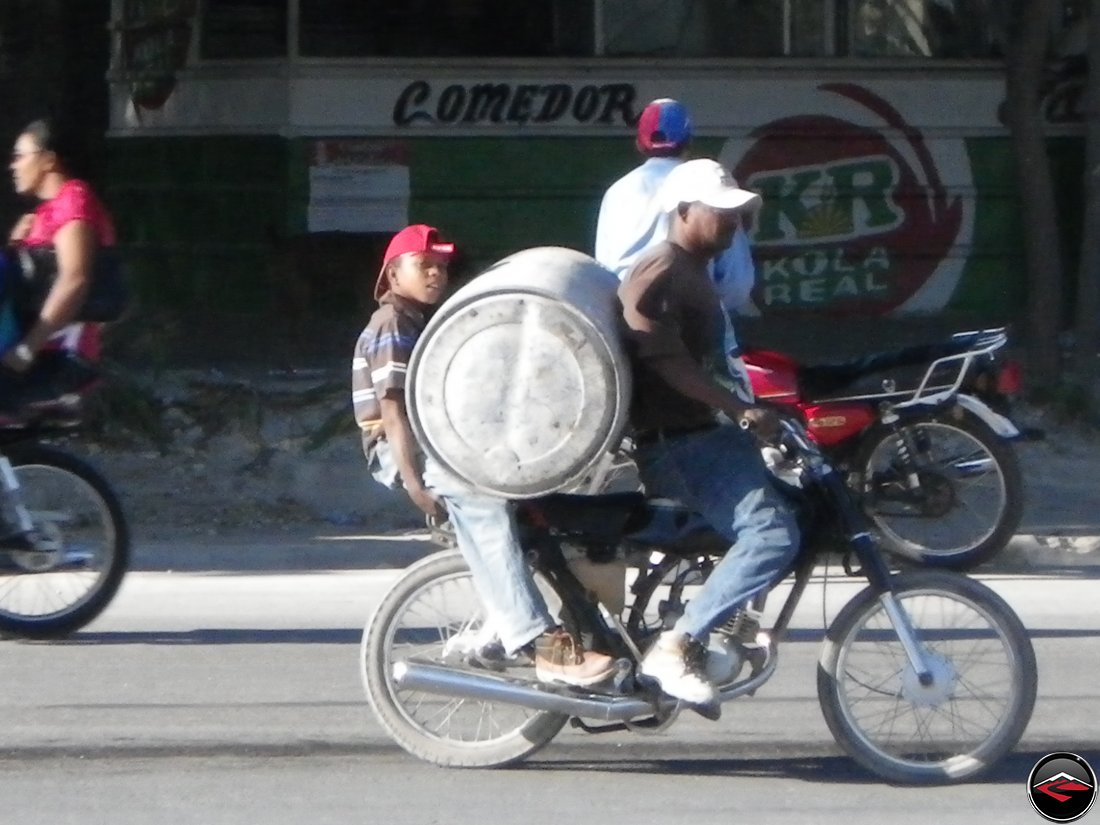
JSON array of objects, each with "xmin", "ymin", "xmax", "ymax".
[{"xmin": 111, "ymin": 66, "xmax": 1021, "ymax": 137}]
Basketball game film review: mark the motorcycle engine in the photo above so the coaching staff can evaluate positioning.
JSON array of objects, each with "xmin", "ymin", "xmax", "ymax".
[
  {"xmin": 706, "ymin": 607, "xmax": 764, "ymax": 685},
  {"xmin": 705, "ymin": 634, "xmax": 745, "ymax": 685}
]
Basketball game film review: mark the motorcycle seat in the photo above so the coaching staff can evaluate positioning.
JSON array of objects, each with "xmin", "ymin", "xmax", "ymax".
[
  {"xmin": 796, "ymin": 338, "xmax": 980, "ymax": 403},
  {"xmin": 522, "ymin": 492, "xmax": 650, "ymax": 542}
]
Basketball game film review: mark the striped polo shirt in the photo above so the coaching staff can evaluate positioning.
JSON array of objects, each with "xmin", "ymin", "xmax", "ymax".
[{"xmin": 351, "ymin": 294, "xmax": 428, "ymax": 449}]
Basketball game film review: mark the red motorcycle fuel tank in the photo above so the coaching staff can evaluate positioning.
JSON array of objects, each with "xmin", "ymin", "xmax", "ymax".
[
  {"xmin": 745, "ymin": 350, "xmax": 800, "ymax": 401},
  {"xmin": 802, "ymin": 403, "xmax": 877, "ymax": 446},
  {"xmin": 745, "ymin": 350, "xmax": 876, "ymax": 445}
]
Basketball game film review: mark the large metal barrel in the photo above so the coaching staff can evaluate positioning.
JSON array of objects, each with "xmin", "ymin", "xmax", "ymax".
[{"xmin": 407, "ymin": 246, "xmax": 630, "ymax": 498}]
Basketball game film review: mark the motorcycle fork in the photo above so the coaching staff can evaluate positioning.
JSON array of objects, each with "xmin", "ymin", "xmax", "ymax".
[
  {"xmin": 820, "ymin": 464, "xmax": 935, "ymax": 685},
  {"xmin": 0, "ymin": 455, "xmax": 34, "ymax": 536}
]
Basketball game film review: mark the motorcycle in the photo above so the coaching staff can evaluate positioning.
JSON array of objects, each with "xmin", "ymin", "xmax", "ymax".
[
  {"xmin": 0, "ymin": 356, "xmax": 130, "ymax": 639},
  {"xmin": 742, "ymin": 327, "xmax": 1035, "ymax": 569},
  {"xmin": 361, "ymin": 419, "xmax": 1037, "ymax": 784}
]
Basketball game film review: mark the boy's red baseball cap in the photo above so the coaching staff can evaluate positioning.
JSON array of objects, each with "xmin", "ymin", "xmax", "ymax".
[{"xmin": 375, "ymin": 224, "xmax": 455, "ymax": 300}]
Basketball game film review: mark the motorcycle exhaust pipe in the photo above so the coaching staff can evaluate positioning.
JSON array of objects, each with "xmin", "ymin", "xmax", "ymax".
[{"xmin": 392, "ymin": 660, "xmax": 672, "ymax": 721}]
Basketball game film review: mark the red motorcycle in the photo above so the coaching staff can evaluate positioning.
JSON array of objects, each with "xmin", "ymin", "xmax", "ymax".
[{"xmin": 742, "ymin": 327, "xmax": 1032, "ymax": 570}]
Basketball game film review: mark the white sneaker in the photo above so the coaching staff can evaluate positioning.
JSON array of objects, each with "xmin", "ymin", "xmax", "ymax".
[
  {"xmin": 442, "ymin": 621, "xmax": 499, "ymax": 660},
  {"xmin": 640, "ymin": 631, "xmax": 719, "ymax": 705}
]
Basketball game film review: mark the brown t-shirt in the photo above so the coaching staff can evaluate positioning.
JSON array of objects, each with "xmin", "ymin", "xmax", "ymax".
[{"xmin": 618, "ymin": 241, "xmax": 725, "ymax": 434}]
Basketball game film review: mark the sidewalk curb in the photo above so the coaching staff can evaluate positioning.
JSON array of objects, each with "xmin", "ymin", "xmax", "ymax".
[
  {"xmin": 128, "ymin": 529, "xmax": 1100, "ymax": 573},
  {"xmin": 995, "ymin": 533, "xmax": 1100, "ymax": 570}
]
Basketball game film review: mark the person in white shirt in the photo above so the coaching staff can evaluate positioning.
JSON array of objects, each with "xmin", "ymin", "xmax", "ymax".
[{"xmin": 595, "ymin": 98, "xmax": 756, "ymax": 402}]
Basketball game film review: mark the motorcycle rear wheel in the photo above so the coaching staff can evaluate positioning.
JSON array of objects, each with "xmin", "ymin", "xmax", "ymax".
[
  {"xmin": 361, "ymin": 549, "xmax": 568, "ymax": 767},
  {"xmin": 0, "ymin": 445, "xmax": 129, "ymax": 639},
  {"xmin": 817, "ymin": 571, "xmax": 1036, "ymax": 784},
  {"xmin": 854, "ymin": 410, "xmax": 1023, "ymax": 569}
]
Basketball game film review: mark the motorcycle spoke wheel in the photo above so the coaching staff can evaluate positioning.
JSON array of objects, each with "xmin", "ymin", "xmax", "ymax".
[
  {"xmin": 361, "ymin": 550, "xmax": 567, "ymax": 767},
  {"xmin": 859, "ymin": 415, "xmax": 1022, "ymax": 569},
  {"xmin": 818, "ymin": 572, "xmax": 1036, "ymax": 784},
  {"xmin": 0, "ymin": 448, "xmax": 128, "ymax": 638}
]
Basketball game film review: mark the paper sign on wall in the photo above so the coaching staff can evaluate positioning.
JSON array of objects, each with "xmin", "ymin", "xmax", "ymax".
[{"xmin": 308, "ymin": 140, "xmax": 409, "ymax": 233}]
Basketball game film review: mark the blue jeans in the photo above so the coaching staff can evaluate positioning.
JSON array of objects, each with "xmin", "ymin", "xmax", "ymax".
[
  {"xmin": 635, "ymin": 425, "xmax": 799, "ymax": 641},
  {"xmin": 370, "ymin": 441, "xmax": 554, "ymax": 653}
]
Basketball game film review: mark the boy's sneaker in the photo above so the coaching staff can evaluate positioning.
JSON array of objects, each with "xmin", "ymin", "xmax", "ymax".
[
  {"xmin": 533, "ymin": 629, "xmax": 616, "ymax": 688},
  {"xmin": 639, "ymin": 631, "xmax": 719, "ymax": 706},
  {"xmin": 442, "ymin": 627, "xmax": 532, "ymax": 672},
  {"xmin": 467, "ymin": 638, "xmax": 534, "ymax": 671}
]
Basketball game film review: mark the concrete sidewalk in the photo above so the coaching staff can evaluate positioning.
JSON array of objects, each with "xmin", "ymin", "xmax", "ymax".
[
  {"xmin": 129, "ymin": 525, "xmax": 1100, "ymax": 574},
  {"xmin": 130, "ymin": 528, "xmax": 438, "ymax": 572}
]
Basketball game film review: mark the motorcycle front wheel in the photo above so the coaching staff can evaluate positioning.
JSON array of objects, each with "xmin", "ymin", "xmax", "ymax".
[
  {"xmin": 0, "ymin": 444, "xmax": 130, "ymax": 639},
  {"xmin": 853, "ymin": 410, "xmax": 1023, "ymax": 569},
  {"xmin": 817, "ymin": 571, "xmax": 1036, "ymax": 784},
  {"xmin": 361, "ymin": 549, "xmax": 569, "ymax": 767}
]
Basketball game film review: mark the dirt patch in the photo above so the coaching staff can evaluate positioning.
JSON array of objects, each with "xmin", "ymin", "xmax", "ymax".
[
  {"xmin": 72, "ymin": 367, "xmax": 419, "ymax": 541},
  {"xmin": 54, "ymin": 367, "xmax": 1100, "ymax": 543}
]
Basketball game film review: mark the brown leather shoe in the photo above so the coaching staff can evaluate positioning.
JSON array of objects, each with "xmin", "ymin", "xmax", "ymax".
[{"xmin": 533, "ymin": 629, "xmax": 616, "ymax": 687}]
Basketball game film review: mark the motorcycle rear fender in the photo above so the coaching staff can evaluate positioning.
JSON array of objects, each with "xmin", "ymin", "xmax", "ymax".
[
  {"xmin": 954, "ymin": 393, "xmax": 1022, "ymax": 439},
  {"xmin": 890, "ymin": 392, "xmax": 1021, "ymax": 439}
]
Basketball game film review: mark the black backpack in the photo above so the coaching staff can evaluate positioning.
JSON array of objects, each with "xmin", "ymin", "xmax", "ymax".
[{"xmin": 9, "ymin": 244, "xmax": 130, "ymax": 323}]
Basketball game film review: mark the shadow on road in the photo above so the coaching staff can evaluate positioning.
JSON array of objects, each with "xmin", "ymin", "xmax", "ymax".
[
  {"xmin": 20, "ymin": 628, "xmax": 363, "ymax": 645},
  {"xmin": 5, "ymin": 739, "xmax": 1096, "ymax": 788},
  {"xmin": 524, "ymin": 748, "xmax": 1100, "ymax": 785},
  {"xmin": 22, "ymin": 626, "xmax": 1100, "ymax": 646}
]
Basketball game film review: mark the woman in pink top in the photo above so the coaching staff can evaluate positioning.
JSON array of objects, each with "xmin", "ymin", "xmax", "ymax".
[{"xmin": 6, "ymin": 118, "xmax": 115, "ymax": 371}]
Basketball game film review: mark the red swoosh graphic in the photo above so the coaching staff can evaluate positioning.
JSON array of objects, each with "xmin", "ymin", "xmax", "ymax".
[{"xmin": 1037, "ymin": 779, "xmax": 1092, "ymax": 802}]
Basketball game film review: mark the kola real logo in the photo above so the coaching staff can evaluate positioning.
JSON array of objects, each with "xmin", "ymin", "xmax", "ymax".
[{"xmin": 720, "ymin": 83, "xmax": 973, "ymax": 317}]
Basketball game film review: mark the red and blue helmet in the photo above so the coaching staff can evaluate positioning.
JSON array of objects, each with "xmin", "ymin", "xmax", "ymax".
[{"xmin": 636, "ymin": 98, "xmax": 692, "ymax": 156}]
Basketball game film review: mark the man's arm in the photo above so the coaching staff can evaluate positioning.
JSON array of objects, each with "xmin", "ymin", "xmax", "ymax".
[
  {"xmin": 645, "ymin": 356, "xmax": 750, "ymax": 423},
  {"xmin": 379, "ymin": 394, "xmax": 444, "ymax": 520}
]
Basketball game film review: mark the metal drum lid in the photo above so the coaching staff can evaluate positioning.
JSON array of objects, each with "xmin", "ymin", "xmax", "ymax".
[{"xmin": 409, "ymin": 290, "xmax": 629, "ymax": 497}]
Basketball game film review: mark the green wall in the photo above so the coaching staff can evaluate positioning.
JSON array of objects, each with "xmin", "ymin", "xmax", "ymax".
[
  {"xmin": 107, "ymin": 132, "xmax": 1080, "ymax": 325},
  {"xmin": 107, "ymin": 136, "xmax": 292, "ymax": 315}
]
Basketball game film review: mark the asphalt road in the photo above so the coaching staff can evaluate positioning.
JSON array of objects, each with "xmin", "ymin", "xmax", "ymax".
[{"xmin": 2, "ymin": 564, "xmax": 1098, "ymax": 825}]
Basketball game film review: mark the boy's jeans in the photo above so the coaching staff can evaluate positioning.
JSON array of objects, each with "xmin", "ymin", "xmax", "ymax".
[
  {"xmin": 370, "ymin": 440, "xmax": 554, "ymax": 653},
  {"xmin": 635, "ymin": 425, "xmax": 799, "ymax": 641}
]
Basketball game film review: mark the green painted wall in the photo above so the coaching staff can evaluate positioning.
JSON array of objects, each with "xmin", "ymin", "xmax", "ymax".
[
  {"xmin": 954, "ymin": 135, "xmax": 1083, "ymax": 321},
  {"xmin": 106, "ymin": 136, "xmax": 292, "ymax": 315},
  {"xmin": 107, "ymin": 132, "xmax": 1080, "ymax": 327}
]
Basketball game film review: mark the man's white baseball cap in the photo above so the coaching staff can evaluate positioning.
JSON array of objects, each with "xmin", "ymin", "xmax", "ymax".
[{"xmin": 660, "ymin": 158, "xmax": 762, "ymax": 214}]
